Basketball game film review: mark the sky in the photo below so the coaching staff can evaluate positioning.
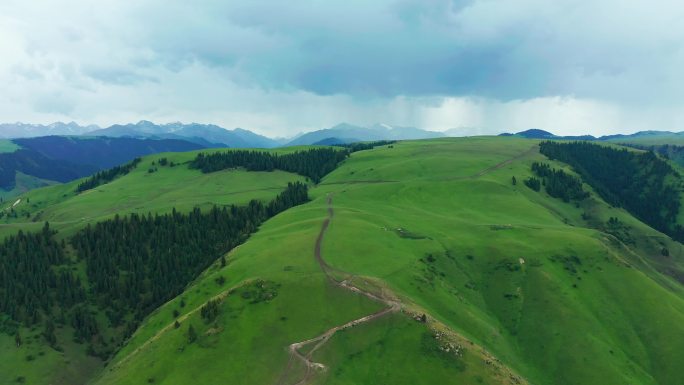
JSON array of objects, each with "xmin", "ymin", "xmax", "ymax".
[{"xmin": 0, "ymin": 0, "xmax": 683, "ymax": 137}]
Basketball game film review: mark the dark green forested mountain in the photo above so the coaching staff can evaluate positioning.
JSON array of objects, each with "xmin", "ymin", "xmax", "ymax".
[
  {"xmin": 539, "ymin": 141, "xmax": 684, "ymax": 240},
  {"xmin": 0, "ymin": 136, "xmax": 205, "ymax": 194}
]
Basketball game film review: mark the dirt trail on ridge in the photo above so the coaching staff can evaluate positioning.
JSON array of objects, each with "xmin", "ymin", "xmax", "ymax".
[
  {"xmin": 276, "ymin": 146, "xmax": 539, "ymax": 384},
  {"xmin": 275, "ymin": 195, "xmax": 399, "ymax": 385}
]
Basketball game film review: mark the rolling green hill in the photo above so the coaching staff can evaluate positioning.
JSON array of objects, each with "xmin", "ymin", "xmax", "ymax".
[
  {"xmin": 0, "ymin": 148, "xmax": 309, "ymax": 384},
  {"xmin": 0, "ymin": 149, "xmax": 307, "ymax": 237},
  {"xmin": 2, "ymin": 138, "xmax": 684, "ymax": 385}
]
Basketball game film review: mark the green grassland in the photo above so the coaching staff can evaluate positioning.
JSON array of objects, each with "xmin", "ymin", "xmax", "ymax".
[
  {"xmin": 90, "ymin": 137, "xmax": 684, "ymax": 385},
  {"xmin": 0, "ymin": 139, "xmax": 20, "ymax": 153},
  {"xmin": 3, "ymin": 138, "xmax": 684, "ymax": 385},
  {"xmin": 314, "ymin": 138, "xmax": 684, "ymax": 384},
  {"xmin": 0, "ymin": 149, "xmax": 306, "ymax": 239},
  {"xmin": 0, "ymin": 148, "xmax": 308, "ymax": 384}
]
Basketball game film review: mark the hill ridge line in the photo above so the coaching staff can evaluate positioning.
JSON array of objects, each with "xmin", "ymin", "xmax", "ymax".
[{"xmin": 275, "ymin": 195, "xmax": 400, "ymax": 385}]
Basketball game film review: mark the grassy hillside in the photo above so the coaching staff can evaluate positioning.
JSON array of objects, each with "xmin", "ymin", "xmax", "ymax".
[
  {"xmin": 0, "ymin": 148, "xmax": 308, "ymax": 385},
  {"xmin": 0, "ymin": 171, "xmax": 59, "ymax": 201},
  {"xmin": 0, "ymin": 149, "xmax": 306, "ymax": 238},
  {"xmin": 90, "ymin": 138, "xmax": 684, "ymax": 385},
  {"xmin": 0, "ymin": 139, "xmax": 20, "ymax": 153},
  {"xmin": 0, "ymin": 136, "xmax": 208, "ymax": 202}
]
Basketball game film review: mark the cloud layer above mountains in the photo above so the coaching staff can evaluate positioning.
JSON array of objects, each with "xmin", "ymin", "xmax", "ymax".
[{"xmin": 1, "ymin": 0, "xmax": 683, "ymax": 136}]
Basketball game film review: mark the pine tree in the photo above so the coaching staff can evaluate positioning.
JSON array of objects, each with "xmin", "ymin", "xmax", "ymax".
[
  {"xmin": 188, "ymin": 324, "xmax": 197, "ymax": 343},
  {"xmin": 43, "ymin": 319, "xmax": 57, "ymax": 347}
]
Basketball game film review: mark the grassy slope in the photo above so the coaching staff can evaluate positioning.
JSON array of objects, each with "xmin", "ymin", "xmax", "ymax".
[
  {"xmin": 0, "ymin": 171, "xmax": 60, "ymax": 201},
  {"xmin": 0, "ymin": 139, "xmax": 20, "ymax": 153},
  {"xmin": 94, "ymin": 137, "xmax": 684, "ymax": 385},
  {"xmin": 316, "ymin": 138, "xmax": 684, "ymax": 384},
  {"xmin": 0, "ymin": 148, "xmax": 307, "ymax": 385},
  {"xmin": 94, "ymin": 184, "xmax": 515, "ymax": 385},
  {"xmin": 0, "ymin": 149, "xmax": 306, "ymax": 239}
]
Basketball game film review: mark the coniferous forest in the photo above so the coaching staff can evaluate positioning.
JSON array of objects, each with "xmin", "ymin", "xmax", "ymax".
[
  {"xmin": 191, "ymin": 148, "xmax": 348, "ymax": 183},
  {"xmin": 333, "ymin": 140, "xmax": 396, "ymax": 152},
  {"xmin": 0, "ymin": 182, "xmax": 308, "ymax": 358},
  {"xmin": 190, "ymin": 143, "xmax": 392, "ymax": 182},
  {"xmin": 539, "ymin": 141, "xmax": 684, "ymax": 240},
  {"xmin": 76, "ymin": 157, "xmax": 142, "ymax": 192},
  {"xmin": 0, "ymin": 223, "xmax": 67, "ymax": 325},
  {"xmin": 529, "ymin": 162, "xmax": 589, "ymax": 202}
]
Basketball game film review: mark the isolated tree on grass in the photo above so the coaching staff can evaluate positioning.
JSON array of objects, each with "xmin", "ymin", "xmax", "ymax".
[
  {"xmin": 188, "ymin": 324, "xmax": 198, "ymax": 343},
  {"xmin": 43, "ymin": 319, "xmax": 57, "ymax": 347}
]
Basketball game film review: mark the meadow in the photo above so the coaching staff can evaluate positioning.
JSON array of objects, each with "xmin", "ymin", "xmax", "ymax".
[
  {"xmin": 89, "ymin": 137, "xmax": 684, "ymax": 385},
  {"xmin": 0, "ymin": 139, "xmax": 20, "ymax": 153},
  {"xmin": 0, "ymin": 149, "xmax": 306, "ymax": 239}
]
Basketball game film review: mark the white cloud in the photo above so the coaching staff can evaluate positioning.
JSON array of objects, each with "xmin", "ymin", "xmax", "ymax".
[{"xmin": 0, "ymin": 0, "xmax": 683, "ymax": 136}]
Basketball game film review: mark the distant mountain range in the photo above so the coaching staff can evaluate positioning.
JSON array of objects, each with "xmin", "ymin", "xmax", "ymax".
[
  {"xmin": 286, "ymin": 123, "xmax": 444, "ymax": 146},
  {"xmin": 0, "ymin": 122, "xmax": 97, "ymax": 138},
  {"xmin": 88, "ymin": 121, "xmax": 280, "ymax": 148},
  {"xmin": 5, "ymin": 121, "xmax": 684, "ymax": 150},
  {"xmin": 0, "ymin": 121, "xmax": 445, "ymax": 148},
  {"xmin": 499, "ymin": 128, "xmax": 684, "ymax": 142}
]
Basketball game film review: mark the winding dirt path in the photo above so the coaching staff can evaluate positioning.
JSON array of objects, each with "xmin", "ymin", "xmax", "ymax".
[
  {"xmin": 275, "ymin": 196, "xmax": 400, "ymax": 385},
  {"xmin": 276, "ymin": 147, "xmax": 542, "ymax": 384}
]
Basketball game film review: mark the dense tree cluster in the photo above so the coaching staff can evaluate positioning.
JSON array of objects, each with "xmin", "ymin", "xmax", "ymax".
[
  {"xmin": 200, "ymin": 299, "xmax": 221, "ymax": 323},
  {"xmin": 334, "ymin": 140, "xmax": 396, "ymax": 152},
  {"xmin": 0, "ymin": 222, "xmax": 94, "ymax": 343},
  {"xmin": 76, "ymin": 158, "xmax": 141, "ymax": 192},
  {"xmin": 530, "ymin": 162, "xmax": 589, "ymax": 202},
  {"xmin": 191, "ymin": 148, "xmax": 349, "ymax": 183},
  {"xmin": 71, "ymin": 182, "xmax": 308, "ymax": 323},
  {"xmin": 0, "ymin": 223, "xmax": 66, "ymax": 325},
  {"xmin": 0, "ymin": 181, "xmax": 309, "ymax": 357},
  {"xmin": 71, "ymin": 304, "xmax": 99, "ymax": 343},
  {"xmin": 539, "ymin": 141, "xmax": 684, "ymax": 240},
  {"xmin": 155, "ymin": 157, "xmax": 176, "ymax": 167},
  {"xmin": 524, "ymin": 177, "xmax": 541, "ymax": 191}
]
